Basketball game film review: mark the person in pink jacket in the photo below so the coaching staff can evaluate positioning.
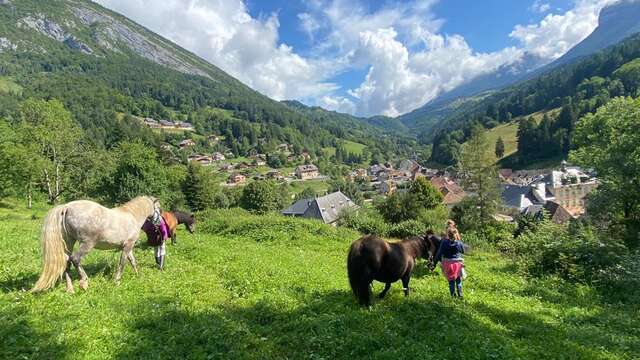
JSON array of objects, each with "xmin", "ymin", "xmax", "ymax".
[{"xmin": 142, "ymin": 214, "xmax": 170, "ymax": 270}]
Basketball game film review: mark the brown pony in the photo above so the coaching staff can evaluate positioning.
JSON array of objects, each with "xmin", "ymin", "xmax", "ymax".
[
  {"xmin": 347, "ymin": 234, "xmax": 435, "ymax": 306},
  {"xmin": 161, "ymin": 210, "xmax": 196, "ymax": 245}
]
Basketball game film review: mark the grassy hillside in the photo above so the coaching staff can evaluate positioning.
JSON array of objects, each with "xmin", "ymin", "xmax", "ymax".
[
  {"xmin": 0, "ymin": 77, "xmax": 22, "ymax": 95},
  {"xmin": 1, "ymin": 201, "xmax": 638, "ymax": 359},
  {"xmin": 480, "ymin": 109, "xmax": 560, "ymax": 163}
]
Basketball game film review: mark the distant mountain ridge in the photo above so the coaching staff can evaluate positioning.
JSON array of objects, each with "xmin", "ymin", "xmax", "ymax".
[
  {"xmin": 395, "ymin": 0, "xmax": 640, "ymax": 138},
  {"xmin": 0, "ymin": 0, "xmax": 417, "ymax": 159}
]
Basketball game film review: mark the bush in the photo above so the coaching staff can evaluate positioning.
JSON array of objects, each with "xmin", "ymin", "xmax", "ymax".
[
  {"xmin": 388, "ymin": 220, "xmax": 426, "ymax": 238},
  {"xmin": 417, "ymin": 205, "xmax": 450, "ymax": 232},
  {"xmin": 501, "ymin": 219, "xmax": 627, "ymax": 285},
  {"xmin": 338, "ymin": 208, "xmax": 389, "ymax": 236},
  {"xmin": 239, "ymin": 180, "xmax": 281, "ymax": 214},
  {"xmin": 198, "ymin": 208, "xmax": 356, "ymax": 243}
]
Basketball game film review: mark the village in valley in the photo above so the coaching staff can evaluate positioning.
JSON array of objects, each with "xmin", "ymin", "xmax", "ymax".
[{"xmin": 139, "ymin": 116, "xmax": 599, "ymax": 226}]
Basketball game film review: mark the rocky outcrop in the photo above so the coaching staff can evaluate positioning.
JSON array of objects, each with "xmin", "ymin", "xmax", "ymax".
[
  {"xmin": 64, "ymin": 36, "xmax": 92, "ymax": 54},
  {"xmin": 0, "ymin": 37, "xmax": 17, "ymax": 52},
  {"xmin": 20, "ymin": 14, "xmax": 93, "ymax": 54},
  {"xmin": 71, "ymin": 5, "xmax": 210, "ymax": 78}
]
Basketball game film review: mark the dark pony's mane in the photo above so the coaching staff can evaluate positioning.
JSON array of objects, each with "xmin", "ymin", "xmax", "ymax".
[
  {"xmin": 173, "ymin": 211, "xmax": 194, "ymax": 225},
  {"xmin": 398, "ymin": 237, "xmax": 429, "ymax": 259}
]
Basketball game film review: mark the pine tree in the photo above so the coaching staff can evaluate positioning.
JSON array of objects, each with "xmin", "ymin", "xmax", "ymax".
[
  {"xmin": 458, "ymin": 124, "xmax": 502, "ymax": 233},
  {"xmin": 183, "ymin": 163, "xmax": 217, "ymax": 211},
  {"xmin": 495, "ymin": 137, "xmax": 505, "ymax": 158}
]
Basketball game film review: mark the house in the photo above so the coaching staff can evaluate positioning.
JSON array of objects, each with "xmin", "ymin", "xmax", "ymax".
[
  {"xmin": 220, "ymin": 163, "xmax": 234, "ymax": 171},
  {"xmin": 208, "ymin": 135, "xmax": 220, "ymax": 144},
  {"xmin": 301, "ymin": 151, "xmax": 312, "ymax": 161},
  {"xmin": 399, "ymin": 159, "xmax": 422, "ymax": 174},
  {"xmin": 282, "ymin": 191, "xmax": 358, "ymax": 224},
  {"xmin": 175, "ymin": 121, "xmax": 194, "ymax": 130},
  {"xmin": 236, "ymin": 162, "xmax": 251, "ymax": 170},
  {"xmin": 430, "ymin": 176, "xmax": 467, "ymax": 206},
  {"xmin": 143, "ymin": 117, "xmax": 161, "ymax": 128},
  {"xmin": 278, "ymin": 143, "xmax": 290, "ymax": 152},
  {"xmin": 499, "ymin": 168, "xmax": 513, "ymax": 181},
  {"xmin": 212, "ymin": 152, "xmax": 226, "ymax": 162},
  {"xmin": 378, "ymin": 180, "xmax": 397, "ymax": 196},
  {"xmin": 228, "ymin": 173, "xmax": 246, "ymax": 185},
  {"xmin": 253, "ymin": 158, "xmax": 267, "ymax": 166},
  {"xmin": 159, "ymin": 143, "xmax": 173, "ymax": 151},
  {"xmin": 178, "ymin": 139, "xmax": 196, "ymax": 149},
  {"xmin": 378, "ymin": 169, "xmax": 406, "ymax": 182},
  {"xmin": 267, "ymin": 170, "xmax": 284, "ymax": 181},
  {"xmin": 160, "ymin": 119, "xmax": 175, "ymax": 127},
  {"xmin": 541, "ymin": 163, "xmax": 598, "ymax": 216},
  {"xmin": 187, "ymin": 154, "xmax": 212, "ymax": 166},
  {"xmin": 295, "ymin": 164, "xmax": 319, "ymax": 180},
  {"xmin": 501, "ymin": 182, "xmax": 552, "ymax": 213},
  {"xmin": 369, "ymin": 164, "xmax": 386, "ymax": 178},
  {"xmin": 521, "ymin": 201, "xmax": 575, "ymax": 224}
]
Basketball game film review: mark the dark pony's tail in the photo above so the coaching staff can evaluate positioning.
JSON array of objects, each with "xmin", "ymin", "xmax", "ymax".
[{"xmin": 347, "ymin": 239, "xmax": 372, "ymax": 306}]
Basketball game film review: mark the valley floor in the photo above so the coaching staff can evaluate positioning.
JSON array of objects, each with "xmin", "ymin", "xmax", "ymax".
[{"xmin": 0, "ymin": 202, "xmax": 638, "ymax": 359}]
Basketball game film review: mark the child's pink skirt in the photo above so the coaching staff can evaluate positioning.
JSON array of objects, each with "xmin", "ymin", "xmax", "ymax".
[{"xmin": 441, "ymin": 259, "xmax": 464, "ymax": 281}]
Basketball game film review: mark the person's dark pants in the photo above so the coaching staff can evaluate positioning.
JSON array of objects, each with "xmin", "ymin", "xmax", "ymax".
[{"xmin": 448, "ymin": 277, "xmax": 463, "ymax": 297}]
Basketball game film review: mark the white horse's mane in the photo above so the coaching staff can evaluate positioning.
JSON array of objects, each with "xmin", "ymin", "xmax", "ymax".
[{"xmin": 117, "ymin": 196, "xmax": 154, "ymax": 219}]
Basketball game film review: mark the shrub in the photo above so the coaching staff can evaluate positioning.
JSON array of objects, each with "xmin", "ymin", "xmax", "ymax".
[
  {"xmin": 338, "ymin": 208, "xmax": 389, "ymax": 236},
  {"xmin": 501, "ymin": 219, "xmax": 627, "ymax": 285},
  {"xmin": 239, "ymin": 180, "xmax": 280, "ymax": 214},
  {"xmin": 198, "ymin": 208, "xmax": 356, "ymax": 243},
  {"xmin": 388, "ymin": 220, "xmax": 426, "ymax": 239},
  {"xmin": 417, "ymin": 205, "xmax": 450, "ymax": 232}
]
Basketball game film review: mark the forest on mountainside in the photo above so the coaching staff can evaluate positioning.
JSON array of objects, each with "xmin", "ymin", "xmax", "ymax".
[{"xmin": 428, "ymin": 33, "xmax": 640, "ymax": 167}]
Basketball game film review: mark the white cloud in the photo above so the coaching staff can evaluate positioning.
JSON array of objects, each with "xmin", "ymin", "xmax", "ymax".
[
  {"xmin": 529, "ymin": 0, "xmax": 552, "ymax": 13},
  {"xmin": 318, "ymin": 95, "xmax": 356, "ymax": 114},
  {"xmin": 512, "ymin": 0, "xmax": 618, "ymax": 60},
  {"xmin": 95, "ymin": 0, "xmax": 618, "ymax": 118},
  {"xmin": 95, "ymin": 0, "xmax": 337, "ymax": 101}
]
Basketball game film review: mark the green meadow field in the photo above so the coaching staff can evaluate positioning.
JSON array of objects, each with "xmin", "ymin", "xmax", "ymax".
[{"xmin": 0, "ymin": 201, "xmax": 638, "ymax": 359}]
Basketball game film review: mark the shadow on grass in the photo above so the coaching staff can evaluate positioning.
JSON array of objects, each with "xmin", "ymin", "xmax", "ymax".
[
  {"xmin": 0, "ymin": 272, "xmax": 38, "ymax": 293},
  {"xmin": 0, "ymin": 307, "xmax": 69, "ymax": 359},
  {"xmin": 112, "ymin": 288, "xmax": 637, "ymax": 360}
]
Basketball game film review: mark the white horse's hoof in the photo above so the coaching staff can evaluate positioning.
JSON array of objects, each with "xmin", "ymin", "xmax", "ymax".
[
  {"xmin": 66, "ymin": 286, "xmax": 75, "ymax": 294},
  {"xmin": 79, "ymin": 280, "xmax": 88, "ymax": 290}
]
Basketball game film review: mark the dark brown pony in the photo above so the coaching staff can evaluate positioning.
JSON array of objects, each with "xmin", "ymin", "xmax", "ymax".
[
  {"xmin": 161, "ymin": 210, "xmax": 196, "ymax": 245},
  {"xmin": 347, "ymin": 234, "xmax": 436, "ymax": 306}
]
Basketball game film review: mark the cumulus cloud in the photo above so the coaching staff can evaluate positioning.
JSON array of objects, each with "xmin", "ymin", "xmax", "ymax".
[
  {"xmin": 512, "ymin": 0, "xmax": 618, "ymax": 60},
  {"xmin": 95, "ymin": 0, "xmax": 617, "ymax": 117},
  {"xmin": 529, "ymin": 0, "xmax": 552, "ymax": 13},
  {"xmin": 95, "ymin": 0, "xmax": 337, "ymax": 101}
]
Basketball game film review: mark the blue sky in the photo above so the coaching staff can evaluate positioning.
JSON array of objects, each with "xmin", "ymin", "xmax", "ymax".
[{"xmin": 97, "ymin": 0, "xmax": 614, "ymax": 116}]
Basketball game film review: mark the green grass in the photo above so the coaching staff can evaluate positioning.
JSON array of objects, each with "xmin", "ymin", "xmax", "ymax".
[
  {"xmin": 0, "ymin": 201, "xmax": 638, "ymax": 359},
  {"xmin": 0, "ymin": 77, "xmax": 22, "ymax": 95},
  {"xmin": 481, "ymin": 108, "xmax": 561, "ymax": 163},
  {"xmin": 288, "ymin": 179, "xmax": 330, "ymax": 196},
  {"xmin": 323, "ymin": 140, "xmax": 367, "ymax": 158},
  {"xmin": 343, "ymin": 140, "xmax": 366, "ymax": 155}
]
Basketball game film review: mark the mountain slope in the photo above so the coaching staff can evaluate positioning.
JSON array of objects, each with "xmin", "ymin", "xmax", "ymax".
[
  {"xmin": 0, "ymin": 0, "xmax": 417, "ymax": 158},
  {"xmin": 400, "ymin": 0, "xmax": 640, "ymax": 138}
]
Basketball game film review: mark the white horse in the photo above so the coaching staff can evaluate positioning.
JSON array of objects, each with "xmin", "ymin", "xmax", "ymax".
[{"xmin": 31, "ymin": 196, "xmax": 161, "ymax": 293}]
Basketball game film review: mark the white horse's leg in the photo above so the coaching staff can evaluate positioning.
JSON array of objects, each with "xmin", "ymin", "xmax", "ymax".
[
  {"xmin": 64, "ymin": 256, "xmax": 74, "ymax": 294},
  {"xmin": 72, "ymin": 241, "xmax": 95, "ymax": 291},
  {"xmin": 115, "ymin": 240, "xmax": 135, "ymax": 284},
  {"xmin": 127, "ymin": 250, "xmax": 139, "ymax": 275},
  {"xmin": 64, "ymin": 239, "xmax": 76, "ymax": 293}
]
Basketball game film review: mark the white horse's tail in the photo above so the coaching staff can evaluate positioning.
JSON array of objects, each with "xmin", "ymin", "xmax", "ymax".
[{"xmin": 31, "ymin": 205, "xmax": 68, "ymax": 292}]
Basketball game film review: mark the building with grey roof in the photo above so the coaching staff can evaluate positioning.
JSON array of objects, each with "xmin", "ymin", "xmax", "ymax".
[{"xmin": 282, "ymin": 191, "xmax": 358, "ymax": 224}]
